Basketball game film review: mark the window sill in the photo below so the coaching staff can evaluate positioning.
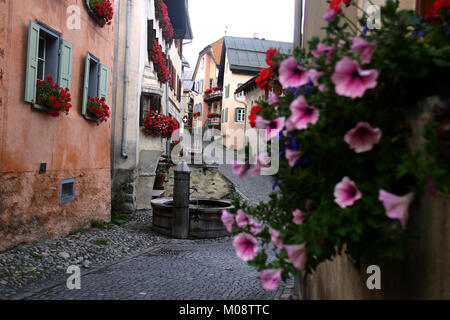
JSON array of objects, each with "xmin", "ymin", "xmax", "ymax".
[
  {"xmin": 84, "ymin": 114, "xmax": 101, "ymax": 123},
  {"xmin": 31, "ymin": 103, "xmax": 51, "ymax": 112}
]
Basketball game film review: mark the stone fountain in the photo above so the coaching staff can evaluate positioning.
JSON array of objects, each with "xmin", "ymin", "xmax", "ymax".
[{"xmin": 151, "ymin": 161, "xmax": 233, "ymax": 239}]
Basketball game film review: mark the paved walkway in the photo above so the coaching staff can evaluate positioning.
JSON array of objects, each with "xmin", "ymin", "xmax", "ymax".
[{"xmin": 17, "ymin": 238, "xmax": 293, "ymax": 300}]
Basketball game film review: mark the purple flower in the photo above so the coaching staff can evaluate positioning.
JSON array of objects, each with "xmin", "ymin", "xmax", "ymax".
[
  {"xmin": 312, "ymin": 43, "xmax": 334, "ymax": 62},
  {"xmin": 236, "ymin": 209, "xmax": 249, "ymax": 228},
  {"xmin": 351, "ymin": 36, "xmax": 377, "ymax": 64},
  {"xmin": 286, "ymin": 96, "xmax": 320, "ymax": 131},
  {"xmin": 331, "ymin": 56, "xmax": 379, "ymax": 98},
  {"xmin": 249, "ymin": 218, "xmax": 264, "ymax": 235},
  {"xmin": 344, "ymin": 122, "xmax": 382, "ymax": 153},
  {"xmin": 278, "ymin": 57, "xmax": 309, "ymax": 89},
  {"xmin": 334, "ymin": 177, "xmax": 362, "ymax": 208},
  {"xmin": 221, "ymin": 210, "xmax": 235, "ymax": 233},
  {"xmin": 259, "ymin": 269, "xmax": 282, "ymax": 291},
  {"xmin": 268, "ymin": 93, "xmax": 280, "ymax": 106},
  {"xmin": 233, "ymin": 233, "xmax": 258, "ymax": 261},
  {"xmin": 293, "ymin": 209, "xmax": 308, "ymax": 225},
  {"xmin": 379, "ymin": 190, "xmax": 415, "ymax": 229},
  {"xmin": 285, "ymin": 149, "xmax": 302, "ymax": 167},
  {"xmin": 323, "ymin": 9, "xmax": 338, "ymax": 22},
  {"xmin": 284, "ymin": 244, "xmax": 307, "ymax": 270},
  {"xmin": 269, "ymin": 228, "xmax": 284, "ymax": 249},
  {"xmin": 251, "ymin": 152, "xmax": 271, "ymax": 176}
]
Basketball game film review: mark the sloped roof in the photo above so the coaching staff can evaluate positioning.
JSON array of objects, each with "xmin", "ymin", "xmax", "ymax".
[
  {"xmin": 223, "ymin": 36, "xmax": 293, "ymax": 73},
  {"xmin": 210, "ymin": 37, "xmax": 224, "ymax": 65}
]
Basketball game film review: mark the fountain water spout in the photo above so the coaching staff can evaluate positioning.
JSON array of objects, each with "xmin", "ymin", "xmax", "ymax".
[{"xmin": 172, "ymin": 160, "xmax": 191, "ymax": 239}]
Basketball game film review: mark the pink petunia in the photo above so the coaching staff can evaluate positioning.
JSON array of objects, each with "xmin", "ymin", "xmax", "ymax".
[
  {"xmin": 251, "ymin": 152, "xmax": 271, "ymax": 176},
  {"xmin": 249, "ymin": 218, "xmax": 264, "ymax": 235},
  {"xmin": 221, "ymin": 210, "xmax": 235, "ymax": 233},
  {"xmin": 312, "ymin": 43, "xmax": 334, "ymax": 62},
  {"xmin": 233, "ymin": 233, "xmax": 258, "ymax": 261},
  {"xmin": 285, "ymin": 149, "xmax": 301, "ymax": 167},
  {"xmin": 269, "ymin": 228, "xmax": 284, "ymax": 249},
  {"xmin": 308, "ymin": 69, "xmax": 327, "ymax": 92},
  {"xmin": 323, "ymin": 9, "xmax": 338, "ymax": 22},
  {"xmin": 293, "ymin": 209, "xmax": 308, "ymax": 225},
  {"xmin": 351, "ymin": 36, "xmax": 377, "ymax": 64},
  {"xmin": 379, "ymin": 190, "xmax": 415, "ymax": 229},
  {"xmin": 331, "ymin": 56, "xmax": 379, "ymax": 98},
  {"xmin": 256, "ymin": 117, "xmax": 286, "ymax": 141},
  {"xmin": 259, "ymin": 269, "xmax": 282, "ymax": 291},
  {"xmin": 278, "ymin": 57, "xmax": 309, "ymax": 89},
  {"xmin": 344, "ymin": 122, "xmax": 382, "ymax": 153},
  {"xmin": 334, "ymin": 176, "xmax": 362, "ymax": 208},
  {"xmin": 232, "ymin": 161, "xmax": 251, "ymax": 179},
  {"xmin": 284, "ymin": 244, "xmax": 307, "ymax": 270},
  {"xmin": 268, "ymin": 93, "xmax": 280, "ymax": 106},
  {"xmin": 286, "ymin": 96, "xmax": 320, "ymax": 131},
  {"xmin": 236, "ymin": 209, "xmax": 249, "ymax": 228}
]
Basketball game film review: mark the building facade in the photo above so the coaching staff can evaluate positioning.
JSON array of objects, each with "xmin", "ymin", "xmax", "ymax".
[
  {"xmin": 111, "ymin": 0, "xmax": 192, "ymax": 212},
  {"xmin": 0, "ymin": 0, "xmax": 114, "ymax": 250},
  {"xmin": 218, "ymin": 36, "xmax": 292, "ymax": 150}
]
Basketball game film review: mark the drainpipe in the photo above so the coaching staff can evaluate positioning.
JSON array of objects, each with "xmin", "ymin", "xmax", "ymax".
[
  {"xmin": 165, "ymin": 42, "xmax": 170, "ymax": 155},
  {"xmin": 121, "ymin": 0, "xmax": 132, "ymax": 159}
]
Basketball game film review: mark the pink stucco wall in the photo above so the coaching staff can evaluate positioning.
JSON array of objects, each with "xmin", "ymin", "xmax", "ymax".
[{"xmin": 0, "ymin": 0, "xmax": 113, "ymax": 251}]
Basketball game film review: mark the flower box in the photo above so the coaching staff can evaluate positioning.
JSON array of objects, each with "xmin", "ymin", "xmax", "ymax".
[{"xmin": 85, "ymin": 0, "xmax": 114, "ymax": 28}]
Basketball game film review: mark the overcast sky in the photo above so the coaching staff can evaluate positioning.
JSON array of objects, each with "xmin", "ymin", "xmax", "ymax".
[{"xmin": 183, "ymin": 0, "xmax": 296, "ymax": 71}]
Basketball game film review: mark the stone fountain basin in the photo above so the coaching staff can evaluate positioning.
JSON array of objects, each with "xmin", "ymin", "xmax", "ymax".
[{"xmin": 151, "ymin": 197, "xmax": 233, "ymax": 238}]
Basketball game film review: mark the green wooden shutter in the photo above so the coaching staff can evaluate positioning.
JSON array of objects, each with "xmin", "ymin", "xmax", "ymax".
[
  {"xmin": 24, "ymin": 20, "xmax": 40, "ymax": 103},
  {"xmin": 58, "ymin": 40, "xmax": 73, "ymax": 91},
  {"xmin": 82, "ymin": 53, "xmax": 91, "ymax": 115},
  {"xmin": 98, "ymin": 64, "xmax": 109, "ymax": 102},
  {"xmin": 234, "ymin": 108, "xmax": 238, "ymax": 122},
  {"xmin": 225, "ymin": 84, "xmax": 230, "ymax": 98},
  {"xmin": 225, "ymin": 108, "xmax": 228, "ymax": 123}
]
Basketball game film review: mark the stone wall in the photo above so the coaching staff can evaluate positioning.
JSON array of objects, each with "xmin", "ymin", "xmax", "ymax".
[
  {"xmin": 0, "ymin": 169, "xmax": 111, "ymax": 252},
  {"xmin": 164, "ymin": 165, "xmax": 232, "ymax": 199}
]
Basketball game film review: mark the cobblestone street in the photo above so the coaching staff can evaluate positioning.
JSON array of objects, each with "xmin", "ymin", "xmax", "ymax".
[{"xmin": 18, "ymin": 238, "xmax": 293, "ymax": 300}]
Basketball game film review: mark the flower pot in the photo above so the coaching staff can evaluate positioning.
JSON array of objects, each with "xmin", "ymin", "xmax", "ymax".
[{"xmin": 154, "ymin": 173, "xmax": 167, "ymax": 190}]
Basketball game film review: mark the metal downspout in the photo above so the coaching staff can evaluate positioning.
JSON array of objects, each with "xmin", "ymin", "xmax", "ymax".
[{"xmin": 121, "ymin": 0, "xmax": 132, "ymax": 159}]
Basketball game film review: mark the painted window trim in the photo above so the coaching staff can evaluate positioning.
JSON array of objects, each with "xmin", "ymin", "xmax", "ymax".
[{"xmin": 25, "ymin": 20, "xmax": 73, "ymax": 107}]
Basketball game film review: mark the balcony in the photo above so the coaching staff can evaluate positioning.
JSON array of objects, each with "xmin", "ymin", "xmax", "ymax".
[
  {"xmin": 207, "ymin": 114, "xmax": 221, "ymax": 127},
  {"xmin": 203, "ymin": 88, "xmax": 223, "ymax": 102}
]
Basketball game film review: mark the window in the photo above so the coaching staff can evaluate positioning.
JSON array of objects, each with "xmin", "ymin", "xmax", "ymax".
[
  {"xmin": 81, "ymin": 52, "xmax": 109, "ymax": 116},
  {"xmin": 236, "ymin": 83, "xmax": 245, "ymax": 98},
  {"xmin": 60, "ymin": 178, "xmax": 76, "ymax": 204},
  {"xmin": 201, "ymin": 56, "xmax": 205, "ymax": 69},
  {"xmin": 140, "ymin": 93, "xmax": 161, "ymax": 126},
  {"xmin": 208, "ymin": 105, "xmax": 212, "ymax": 114},
  {"xmin": 25, "ymin": 21, "xmax": 73, "ymax": 104},
  {"xmin": 209, "ymin": 78, "xmax": 214, "ymax": 88},
  {"xmin": 235, "ymin": 108, "xmax": 245, "ymax": 123}
]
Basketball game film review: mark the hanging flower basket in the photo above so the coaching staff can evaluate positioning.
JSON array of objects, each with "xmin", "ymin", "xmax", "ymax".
[
  {"xmin": 85, "ymin": 96, "xmax": 111, "ymax": 125},
  {"xmin": 223, "ymin": 0, "xmax": 450, "ymax": 291},
  {"xmin": 34, "ymin": 76, "xmax": 72, "ymax": 117},
  {"xmin": 86, "ymin": 0, "xmax": 114, "ymax": 28}
]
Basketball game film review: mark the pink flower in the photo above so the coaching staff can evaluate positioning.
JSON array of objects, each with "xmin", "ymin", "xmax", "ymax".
[
  {"xmin": 269, "ymin": 228, "xmax": 284, "ymax": 249},
  {"xmin": 285, "ymin": 149, "xmax": 301, "ymax": 167},
  {"xmin": 268, "ymin": 93, "xmax": 280, "ymax": 106},
  {"xmin": 379, "ymin": 190, "xmax": 415, "ymax": 229},
  {"xmin": 293, "ymin": 209, "xmax": 307, "ymax": 225},
  {"xmin": 251, "ymin": 152, "xmax": 271, "ymax": 176},
  {"xmin": 278, "ymin": 57, "xmax": 309, "ymax": 89},
  {"xmin": 312, "ymin": 43, "xmax": 334, "ymax": 62},
  {"xmin": 233, "ymin": 233, "xmax": 258, "ymax": 261},
  {"xmin": 344, "ymin": 122, "xmax": 382, "ymax": 153},
  {"xmin": 334, "ymin": 177, "xmax": 362, "ymax": 208},
  {"xmin": 351, "ymin": 36, "xmax": 377, "ymax": 64},
  {"xmin": 221, "ymin": 210, "xmax": 235, "ymax": 233},
  {"xmin": 331, "ymin": 56, "xmax": 379, "ymax": 98},
  {"xmin": 308, "ymin": 69, "xmax": 327, "ymax": 92},
  {"xmin": 232, "ymin": 161, "xmax": 250, "ymax": 179},
  {"xmin": 255, "ymin": 117, "xmax": 285, "ymax": 141},
  {"xmin": 286, "ymin": 96, "xmax": 320, "ymax": 131},
  {"xmin": 323, "ymin": 9, "xmax": 338, "ymax": 22},
  {"xmin": 284, "ymin": 244, "xmax": 307, "ymax": 270},
  {"xmin": 259, "ymin": 269, "xmax": 282, "ymax": 291},
  {"xmin": 236, "ymin": 209, "xmax": 249, "ymax": 228},
  {"xmin": 249, "ymin": 218, "xmax": 264, "ymax": 235}
]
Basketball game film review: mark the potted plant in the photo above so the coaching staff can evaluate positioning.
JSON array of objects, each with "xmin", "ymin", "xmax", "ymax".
[
  {"xmin": 35, "ymin": 76, "xmax": 72, "ymax": 117},
  {"xmin": 154, "ymin": 159, "xmax": 170, "ymax": 190},
  {"xmin": 223, "ymin": 0, "xmax": 450, "ymax": 292},
  {"xmin": 86, "ymin": 96, "xmax": 111, "ymax": 125},
  {"xmin": 86, "ymin": 0, "xmax": 114, "ymax": 27}
]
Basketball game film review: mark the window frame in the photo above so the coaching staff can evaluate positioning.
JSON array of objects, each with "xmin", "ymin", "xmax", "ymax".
[
  {"xmin": 236, "ymin": 83, "xmax": 245, "ymax": 98},
  {"xmin": 235, "ymin": 107, "xmax": 245, "ymax": 123}
]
